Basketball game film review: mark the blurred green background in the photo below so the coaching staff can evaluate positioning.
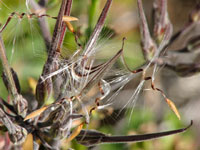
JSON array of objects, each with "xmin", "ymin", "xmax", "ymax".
[{"xmin": 0, "ymin": 0, "xmax": 198, "ymax": 150}]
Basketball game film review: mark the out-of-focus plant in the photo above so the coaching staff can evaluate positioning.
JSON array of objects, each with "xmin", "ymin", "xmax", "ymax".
[{"xmin": 0, "ymin": 0, "xmax": 197, "ymax": 149}]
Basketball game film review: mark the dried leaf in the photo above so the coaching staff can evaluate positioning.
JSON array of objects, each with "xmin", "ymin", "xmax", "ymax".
[
  {"xmin": 24, "ymin": 105, "xmax": 49, "ymax": 121},
  {"xmin": 62, "ymin": 16, "xmax": 78, "ymax": 33},
  {"xmin": 62, "ymin": 16, "xmax": 78, "ymax": 22},
  {"xmin": 66, "ymin": 123, "xmax": 83, "ymax": 142},
  {"xmin": 166, "ymin": 98, "xmax": 181, "ymax": 120},
  {"xmin": 65, "ymin": 21, "xmax": 75, "ymax": 33}
]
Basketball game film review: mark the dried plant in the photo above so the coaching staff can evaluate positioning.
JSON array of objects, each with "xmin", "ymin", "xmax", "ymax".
[{"xmin": 0, "ymin": 0, "xmax": 197, "ymax": 149}]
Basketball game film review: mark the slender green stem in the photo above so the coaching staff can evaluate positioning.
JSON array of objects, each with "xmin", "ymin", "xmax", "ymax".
[{"xmin": 0, "ymin": 35, "xmax": 18, "ymax": 97}]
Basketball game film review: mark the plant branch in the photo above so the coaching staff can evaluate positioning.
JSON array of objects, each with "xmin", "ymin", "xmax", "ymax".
[{"xmin": 83, "ymin": 0, "xmax": 112, "ymax": 57}]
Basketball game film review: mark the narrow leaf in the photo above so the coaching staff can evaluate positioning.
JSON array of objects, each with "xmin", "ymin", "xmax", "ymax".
[
  {"xmin": 24, "ymin": 105, "xmax": 49, "ymax": 121},
  {"xmin": 66, "ymin": 123, "xmax": 83, "ymax": 142},
  {"xmin": 62, "ymin": 16, "xmax": 78, "ymax": 33},
  {"xmin": 62, "ymin": 16, "xmax": 78, "ymax": 22},
  {"xmin": 65, "ymin": 21, "xmax": 75, "ymax": 33}
]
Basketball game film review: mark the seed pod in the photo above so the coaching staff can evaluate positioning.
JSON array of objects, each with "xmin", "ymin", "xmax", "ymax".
[
  {"xmin": 153, "ymin": 0, "xmax": 173, "ymax": 44},
  {"xmin": 2, "ymin": 67, "xmax": 21, "ymax": 93},
  {"xmin": 76, "ymin": 122, "xmax": 192, "ymax": 146},
  {"xmin": 137, "ymin": 0, "xmax": 157, "ymax": 61},
  {"xmin": 36, "ymin": 77, "xmax": 52, "ymax": 108}
]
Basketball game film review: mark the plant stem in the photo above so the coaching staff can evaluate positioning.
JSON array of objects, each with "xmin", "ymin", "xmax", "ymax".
[
  {"xmin": 87, "ymin": 0, "xmax": 100, "ymax": 37},
  {"xmin": 0, "ymin": 35, "xmax": 18, "ymax": 97}
]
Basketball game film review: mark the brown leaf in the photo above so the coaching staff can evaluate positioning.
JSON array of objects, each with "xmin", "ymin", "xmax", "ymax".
[
  {"xmin": 62, "ymin": 16, "xmax": 78, "ymax": 22},
  {"xmin": 65, "ymin": 21, "xmax": 75, "ymax": 33},
  {"xmin": 66, "ymin": 123, "xmax": 83, "ymax": 142},
  {"xmin": 24, "ymin": 105, "xmax": 49, "ymax": 121}
]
